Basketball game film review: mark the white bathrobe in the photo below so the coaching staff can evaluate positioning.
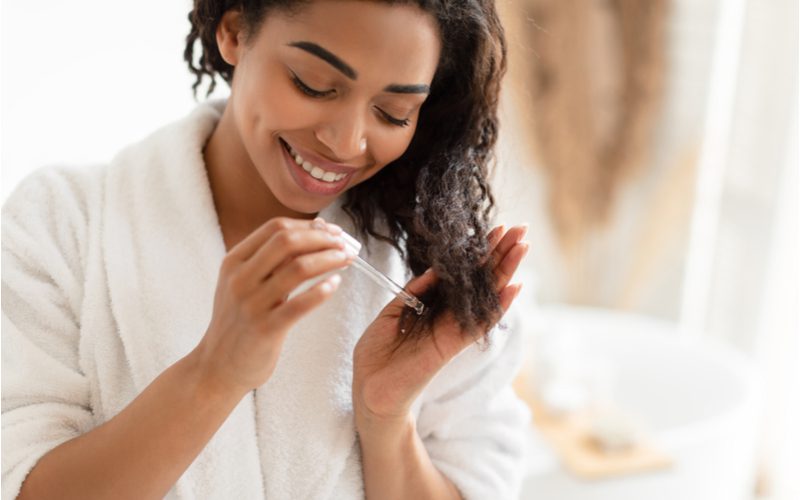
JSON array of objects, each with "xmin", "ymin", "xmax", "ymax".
[{"xmin": 1, "ymin": 100, "xmax": 530, "ymax": 499}]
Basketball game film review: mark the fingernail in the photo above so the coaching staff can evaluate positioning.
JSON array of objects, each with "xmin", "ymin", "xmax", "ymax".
[
  {"xmin": 326, "ymin": 223, "xmax": 343, "ymax": 235},
  {"xmin": 513, "ymin": 283, "xmax": 523, "ymax": 299},
  {"xmin": 311, "ymin": 217, "xmax": 327, "ymax": 230},
  {"xmin": 518, "ymin": 224, "xmax": 529, "ymax": 240},
  {"xmin": 343, "ymin": 243, "xmax": 359, "ymax": 257},
  {"xmin": 322, "ymin": 274, "xmax": 342, "ymax": 292}
]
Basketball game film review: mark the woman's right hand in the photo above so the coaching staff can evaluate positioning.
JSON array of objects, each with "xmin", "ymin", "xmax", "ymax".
[{"xmin": 192, "ymin": 217, "xmax": 354, "ymax": 396}]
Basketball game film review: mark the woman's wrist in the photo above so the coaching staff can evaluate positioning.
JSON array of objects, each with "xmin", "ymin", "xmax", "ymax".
[
  {"xmin": 183, "ymin": 346, "xmax": 252, "ymax": 404},
  {"xmin": 355, "ymin": 407, "xmax": 464, "ymax": 500},
  {"xmin": 352, "ymin": 383, "xmax": 414, "ymax": 439},
  {"xmin": 355, "ymin": 409, "xmax": 418, "ymax": 482},
  {"xmin": 355, "ymin": 405, "xmax": 415, "ymax": 444}
]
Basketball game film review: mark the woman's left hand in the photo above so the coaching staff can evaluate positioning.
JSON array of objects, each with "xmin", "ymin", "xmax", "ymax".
[{"xmin": 352, "ymin": 225, "xmax": 529, "ymax": 427}]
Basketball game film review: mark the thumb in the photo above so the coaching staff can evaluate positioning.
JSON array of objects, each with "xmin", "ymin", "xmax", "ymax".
[
  {"xmin": 404, "ymin": 267, "xmax": 438, "ymax": 297},
  {"xmin": 381, "ymin": 268, "xmax": 437, "ymax": 314}
]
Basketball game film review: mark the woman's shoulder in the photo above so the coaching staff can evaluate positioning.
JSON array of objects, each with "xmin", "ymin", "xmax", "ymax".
[
  {"xmin": 2, "ymin": 164, "xmax": 107, "ymax": 266},
  {"xmin": 3, "ymin": 163, "xmax": 107, "ymax": 225}
]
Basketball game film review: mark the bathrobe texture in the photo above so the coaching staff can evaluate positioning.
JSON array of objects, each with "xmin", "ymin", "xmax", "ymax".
[{"xmin": 1, "ymin": 100, "xmax": 530, "ymax": 499}]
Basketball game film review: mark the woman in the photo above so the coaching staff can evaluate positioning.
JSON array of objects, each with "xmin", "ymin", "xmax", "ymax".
[{"xmin": 2, "ymin": 0, "xmax": 530, "ymax": 498}]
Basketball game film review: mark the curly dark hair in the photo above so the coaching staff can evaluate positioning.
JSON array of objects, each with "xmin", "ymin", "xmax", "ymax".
[{"xmin": 184, "ymin": 0, "xmax": 507, "ymax": 345}]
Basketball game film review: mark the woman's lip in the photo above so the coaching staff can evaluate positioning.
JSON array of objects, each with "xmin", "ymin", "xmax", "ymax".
[
  {"xmin": 280, "ymin": 138, "xmax": 363, "ymax": 174},
  {"xmin": 280, "ymin": 139, "xmax": 353, "ymax": 196}
]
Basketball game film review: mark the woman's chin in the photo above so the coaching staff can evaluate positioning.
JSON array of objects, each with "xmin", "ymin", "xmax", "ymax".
[{"xmin": 274, "ymin": 188, "xmax": 337, "ymax": 217}]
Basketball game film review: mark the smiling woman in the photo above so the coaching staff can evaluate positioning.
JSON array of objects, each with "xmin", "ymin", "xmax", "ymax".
[
  {"xmin": 200, "ymin": 2, "xmax": 440, "ymax": 221},
  {"xmin": 2, "ymin": 1, "xmax": 531, "ymax": 499},
  {"xmin": 189, "ymin": 0, "xmax": 515, "ymax": 343}
]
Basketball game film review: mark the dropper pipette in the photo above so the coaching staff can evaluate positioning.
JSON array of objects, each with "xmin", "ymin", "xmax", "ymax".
[{"xmin": 340, "ymin": 231, "xmax": 425, "ymax": 315}]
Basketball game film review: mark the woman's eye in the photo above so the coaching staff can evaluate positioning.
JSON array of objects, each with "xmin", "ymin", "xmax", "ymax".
[
  {"xmin": 290, "ymin": 70, "xmax": 409, "ymax": 127},
  {"xmin": 377, "ymin": 108, "xmax": 411, "ymax": 127},
  {"xmin": 291, "ymin": 73, "xmax": 334, "ymax": 98}
]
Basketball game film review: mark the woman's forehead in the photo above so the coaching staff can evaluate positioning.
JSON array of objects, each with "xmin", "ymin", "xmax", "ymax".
[{"xmin": 259, "ymin": 0, "xmax": 442, "ymax": 83}]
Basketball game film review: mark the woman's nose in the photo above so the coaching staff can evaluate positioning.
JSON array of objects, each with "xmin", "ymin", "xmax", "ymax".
[{"xmin": 314, "ymin": 109, "xmax": 368, "ymax": 161}]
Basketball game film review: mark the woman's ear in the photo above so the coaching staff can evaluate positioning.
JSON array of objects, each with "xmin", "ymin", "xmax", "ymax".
[{"xmin": 216, "ymin": 9, "xmax": 245, "ymax": 66}]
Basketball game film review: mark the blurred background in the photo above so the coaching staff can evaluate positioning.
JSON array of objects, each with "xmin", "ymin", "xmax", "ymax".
[
  {"xmin": 494, "ymin": 0, "xmax": 798, "ymax": 499},
  {"xmin": 1, "ymin": 1, "xmax": 798, "ymax": 499}
]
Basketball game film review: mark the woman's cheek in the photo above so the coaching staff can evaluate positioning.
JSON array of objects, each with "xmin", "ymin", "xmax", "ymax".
[
  {"xmin": 237, "ymin": 72, "xmax": 312, "ymax": 132},
  {"xmin": 278, "ymin": 97, "xmax": 324, "ymax": 129}
]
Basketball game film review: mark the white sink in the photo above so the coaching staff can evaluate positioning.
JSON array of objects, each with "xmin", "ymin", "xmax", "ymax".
[{"xmin": 519, "ymin": 305, "xmax": 762, "ymax": 500}]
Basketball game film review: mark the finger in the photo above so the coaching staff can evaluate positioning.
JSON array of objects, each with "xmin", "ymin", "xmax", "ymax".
[
  {"xmin": 478, "ymin": 283, "xmax": 523, "ymax": 334},
  {"xmin": 240, "ymin": 227, "xmax": 348, "ymax": 286},
  {"xmin": 270, "ymin": 274, "xmax": 342, "ymax": 332},
  {"xmin": 403, "ymin": 267, "xmax": 438, "ymax": 297},
  {"xmin": 498, "ymin": 283, "xmax": 523, "ymax": 314},
  {"xmin": 488, "ymin": 225, "xmax": 505, "ymax": 252},
  {"xmin": 494, "ymin": 241, "xmax": 529, "ymax": 292},
  {"xmin": 478, "ymin": 225, "xmax": 505, "ymax": 267},
  {"xmin": 377, "ymin": 268, "xmax": 437, "ymax": 315},
  {"xmin": 229, "ymin": 217, "xmax": 343, "ymax": 262},
  {"xmin": 489, "ymin": 224, "xmax": 527, "ymax": 267},
  {"xmin": 257, "ymin": 248, "xmax": 354, "ymax": 306}
]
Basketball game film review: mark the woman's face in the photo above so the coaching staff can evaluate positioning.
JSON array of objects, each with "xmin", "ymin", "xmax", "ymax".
[{"xmin": 222, "ymin": 0, "xmax": 441, "ymax": 215}]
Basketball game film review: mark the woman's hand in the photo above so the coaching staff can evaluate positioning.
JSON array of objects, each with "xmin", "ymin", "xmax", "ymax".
[
  {"xmin": 352, "ymin": 225, "xmax": 529, "ymax": 426},
  {"xmin": 193, "ymin": 217, "xmax": 354, "ymax": 397}
]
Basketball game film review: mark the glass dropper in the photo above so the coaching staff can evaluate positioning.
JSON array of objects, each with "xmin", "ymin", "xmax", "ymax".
[{"xmin": 340, "ymin": 231, "xmax": 425, "ymax": 315}]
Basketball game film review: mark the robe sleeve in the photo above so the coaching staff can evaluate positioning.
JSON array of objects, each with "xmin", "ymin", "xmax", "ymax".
[
  {"xmin": 415, "ymin": 307, "xmax": 532, "ymax": 500},
  {"xmin": 2, "ymin": 168, "xmax": 95, "ymax": 499}
]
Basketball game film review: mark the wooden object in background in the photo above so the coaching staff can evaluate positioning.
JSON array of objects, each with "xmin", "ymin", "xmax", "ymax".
[{"xmin": 513, "ymin": 370, "xmax": 673, "ymax": 480}]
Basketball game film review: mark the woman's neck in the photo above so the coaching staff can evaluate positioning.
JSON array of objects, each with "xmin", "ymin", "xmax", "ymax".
[{"xmin": 203, "ymin": 104, "xmax": 313, "ymax": 249}]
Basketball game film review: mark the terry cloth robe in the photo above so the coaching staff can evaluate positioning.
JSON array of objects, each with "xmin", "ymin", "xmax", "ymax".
[{"xmin": 2, "ymin": 100, "xmax": 531, "ymax": 499}]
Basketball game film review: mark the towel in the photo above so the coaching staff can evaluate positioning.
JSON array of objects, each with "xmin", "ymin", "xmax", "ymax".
[{"xmin": 2, "ymin": 100, "xmax": 531, "ymax": 499}]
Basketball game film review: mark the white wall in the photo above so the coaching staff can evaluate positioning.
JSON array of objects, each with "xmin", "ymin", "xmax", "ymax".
[{"xmin": 1, "ymin": 1, "xmax": 227, "ymax": 201}]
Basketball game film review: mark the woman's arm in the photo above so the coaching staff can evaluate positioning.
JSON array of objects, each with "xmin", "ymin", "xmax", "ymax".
[
  {"xmin": 18, "ymin": 351, "xmax": 246, "ymax": 500},
  {"xmin": 352, "ymin": 225, "xmax": 529, "ymax": 500},
  {"xmin": 357, "ymin": 412, "xmax": 462, "ymax": 500},
  {"xmin": 10, "ymin": 216, "xmax": 352, "ymax": 499}
]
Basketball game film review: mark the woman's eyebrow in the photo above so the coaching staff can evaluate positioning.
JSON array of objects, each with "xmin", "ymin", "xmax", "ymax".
[
  {"xmin": 383, "ymin": 84, "xmax": 430, "ymax": 94},
  {"xmin": 287, "ymin": 41, "xmax": 431, "ymax": 94},
  {"xmin": 287, "ymin": 41, "xmax": 357, "ymax": 79}
]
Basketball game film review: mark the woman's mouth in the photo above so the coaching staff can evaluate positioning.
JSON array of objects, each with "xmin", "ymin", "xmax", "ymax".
[{"xmin": 279, "ymin": 138, "xmax": 354, "ymax": 196}]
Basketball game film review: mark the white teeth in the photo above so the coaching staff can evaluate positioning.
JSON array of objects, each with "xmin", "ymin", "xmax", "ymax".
[
  {"xmin": 310, "ymin": 166, "xmax": 325, "ymax": 179},
  {"xmin": 284, "ymin": 141, "xmax": 348, "ymax": 184}
]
